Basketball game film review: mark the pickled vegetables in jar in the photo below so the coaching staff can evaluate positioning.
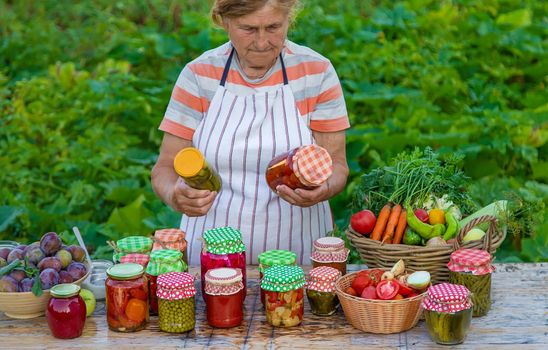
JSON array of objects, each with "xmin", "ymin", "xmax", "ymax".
[
  {"xmin": 261, "ymin": 265, "xmax": 305, "ymax": 327},
  {"xmin": 305, "ymin": 266, "xmax": 341, "ymax": 316},
  {"xmin": 258, "ymin": 250, "xmax": 297, "ymax": 306},
  {"xmin": 174, "ymin": 147, "xmax": 221, "ymax": 192},
  {"xmin": 157, "ymin": 272, "xmax": 196, "ymax": 333}
]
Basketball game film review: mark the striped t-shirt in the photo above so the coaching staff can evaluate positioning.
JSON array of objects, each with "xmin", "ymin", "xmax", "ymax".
[{"xmin": 159, "ymin": 40, "xmax": 350, "ymax": 140}]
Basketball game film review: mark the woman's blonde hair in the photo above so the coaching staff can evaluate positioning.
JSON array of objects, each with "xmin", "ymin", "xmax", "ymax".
[{"xmin": 211, "ymin": 0, "xmax": 300, "ymax": 26}]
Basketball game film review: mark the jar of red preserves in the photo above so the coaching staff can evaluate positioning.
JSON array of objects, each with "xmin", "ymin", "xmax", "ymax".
[
  {"xmin": 105, "ymin": 263, "xmax": 149, "ymax": 332},
  {"xmin": 200, "ymin": 226, "xmax": 246, "ymax": 301},
  {"xmin": 261, "ymin": 265, "xmax": 305, "ymax": 327},
  {"xmin": 310, "ymin": 237, "xmax": 349, "ymax": 275},
  {"xmin": 257, "ymin": 250, "xmax": 297, "ymax": 306},
  {"xmin": 265, "ymin": 144, "xmax": 333, "ymax": 192},
  {"xmin": 46, "ymin": 283, "xmax": 87, "ymax": 339},
  {"xmin": 204, "ymin": 267, "xmax": 244, "ymax": 328},
  {"xmin": 146, "ymin": 249, "xmax": 187, "ymax": 315}
]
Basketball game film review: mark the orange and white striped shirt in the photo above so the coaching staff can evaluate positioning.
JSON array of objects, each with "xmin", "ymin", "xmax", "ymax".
[{"xmin": 160, "ymin": 40, "xmax": 350, "ymax": 140}]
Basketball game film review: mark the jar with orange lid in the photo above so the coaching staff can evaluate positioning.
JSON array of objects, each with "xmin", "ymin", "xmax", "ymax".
[
  {"xmin": 105, "ymin": 263, "xmax": 149, "ymax": 332},
  {"xmin": 265, "ymin": 144, "xmax": 333, "ymax": 192},
  {"xmin": 152, "ymin": 228, "xmax": 188, "ymax": 264},
  {"xmin": 204, "ymin": 267, "xmax": 244, "ymax": 328},
  {"xmin": 306, "ymin": 266, "xmax": 341, "ymax": 316},
  {"xmin": 174, "ymin": 147, "xmax": 221, "ymax": 191},
  {"xmin": 310, "ymin": 237, "xmax": 349, "ymax": 275}
]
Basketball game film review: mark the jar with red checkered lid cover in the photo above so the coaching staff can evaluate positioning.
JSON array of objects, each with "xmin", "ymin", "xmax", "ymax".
[
  {"xmin": 306, "ymin": 266, "xmax": 341, "ymax": 316},
  {"xmin": 156, "ymin": 272, "xmax": 196, "ymax": 333},
  {"xmin": 265, "ymin": 144, "xmax": 333, "ymax": 192},
  {"xmin": 310, "ymin": 236, "xmax": 349, "ymax": 275},
  {"xmin": 152, "ymin": 228, "xmax": 188, "ymax": 263},
  {"xmin": 204, "ymin": 268, "xmax": 244, "ymax": 328},
  {"xmin": 422, "ymin": 283, "xmax": 472, "ymax": 345}
]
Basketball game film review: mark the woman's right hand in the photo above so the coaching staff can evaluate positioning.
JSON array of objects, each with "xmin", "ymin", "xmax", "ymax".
[{"xmin": 170, "ymin": 177, "xmax": 217, "ymax": 216}]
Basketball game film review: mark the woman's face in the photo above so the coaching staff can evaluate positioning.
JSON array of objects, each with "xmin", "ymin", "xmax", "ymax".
[{"xmin": 223, "ymin": 5, "xmax": 289, "ymax": 71}]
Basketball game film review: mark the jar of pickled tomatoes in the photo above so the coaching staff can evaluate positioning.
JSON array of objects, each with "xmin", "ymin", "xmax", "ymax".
[
  {"xmin": 204, "ymin": 267, "xmax": 244, "ymax": 328},
  {"xmin": 46, "ymin": 284, "xmax": 87, "ymax": 339},
  {"xmin": 257, "ymin": 250, "xmax": 296, "ymax": 306},
  {"xmin": 310, "ymin": 237, "xmax": 349, "ymax": 275},
  {"xmin": 265, "ymin": 144, "xmax": 333, "ymax": 192},
  {"xmin": 261, "ymin": 265, "xmax": 305, "ymax": 327},
  {"xmin": 200, "ymin": 226, "xmax": 246, "ymax": 301},
  {"xmin": 105, "ymin": 263, "xmax": 149, "ymax": 332},
  {"xmin": 146, "ymin": 249, "xmax": 187, "ymax": 315}
]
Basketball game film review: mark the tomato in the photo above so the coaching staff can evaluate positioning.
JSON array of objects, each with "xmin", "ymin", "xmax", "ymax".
[
  {"xmin": 407, "ymin": 292, "xmax": 419, "ymax": 299},
  {"xmin": 368, "ymin": 269, "xmax": 384, "ymax": 287},
  {"xmin": 376, "ymin": 280, "xmax": 400, "ymax": 300},
  {"xmin": 351, "ymin": 275, "xmax": 371, "ymax": 295},
  {"xmin": 345, "ymin": 287, "xmax": 358, "ymax": 296},
  {"xmin": 360, "ymin": 285, "xmax": 377, "ymax": 300},
  {"xmin": 414, "ymin": 209, "xmax": 429, "ymax": 223},
  {"xmin": 350, "ymin": 210, "xmax": 377, "ymax": 235},
  {"xmin": 265, "ymin": 291, "xmax": 278, "ymax": 304},
  {"xmin": 396, "ymin": 280, "xmax": 413, "ymax": 297},
  {"xmin": 393, "ymin": 294, "xmax": 404, "ymax": 300}
]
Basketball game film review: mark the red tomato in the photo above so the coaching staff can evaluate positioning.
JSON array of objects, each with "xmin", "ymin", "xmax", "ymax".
[
  {"xmin": 393, "ymin": 294, "xmax": 404, "ymax": 300},
  {"xmin": 360, "ymin": 285, "xmax": 377, "ymax": 299},
  {"xmin": 376, "ymin": 280, "xmax": 400, "ymax": 300},
  {"xmin": 396, "ymin": 280, "xmax": 414, "ymax": 297},
  {"xmin": 407, "ymin": 292, "xmax": 419, "ymax": 299},
  {"xmin": 350, "ymin": 210, "xmax": 377, "ymax": 235},
  {"xmin": 368, "ymin": 269, "xmax": 384, "ymax": 287},
  {"xmin": 414, "ymin": 209, "xmax": 429, "ymax": 223},
  {"xmin": 351, "ymin": 275, "xmax": 371, "ymax": 295},
  {"xmin": 345, "ymin": 287, "xmax": 358, "ymax": 296}
]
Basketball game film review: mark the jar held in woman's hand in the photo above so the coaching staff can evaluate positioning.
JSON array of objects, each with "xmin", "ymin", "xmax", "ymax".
[{"xmin": 174, "ymin": 147, "xmax": 221, "ymax": 192}]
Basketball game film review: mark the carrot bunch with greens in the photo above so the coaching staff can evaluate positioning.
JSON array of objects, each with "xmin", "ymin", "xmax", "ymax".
[{"xmin": 370, "ymin": 204, "xmax": 408, "ymax": 244}]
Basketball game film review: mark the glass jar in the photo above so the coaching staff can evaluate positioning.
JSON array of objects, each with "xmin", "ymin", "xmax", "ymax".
[
  {"xmin": 82, "ymin": 259, "xmax": 114, "ymax": 301},
  {"xmin": 46, "ymin": 284, "xmax": 87, "ymax": 339},
  {"xmin": 265, "ymin": 144, "xmax": 333, "ymax": 192},
  {"xmin": 200, "ymin": 226, "xmax": 246, "ymax": 301},
  {"xmin": 109, "ymin": 236, "xmax": 153, "ymax": 263},
  {"xmin": 258, "ymin": 250, "xmax": 297, "ymax": 306},
  {"xmin": 310, "ymin": 237, "xmax": 349, "ymax": 275},
  {"xmin": 423, "ymin": 283, "xmax": 473, "ymax": 345},
  {"xmin": 448, "ymin": 248, "xmax": 494, "ymax": 317},
  {"xmin": 105, "ymin": 263, "xmax": 149, "ymax": 332},
  {"xmin": 174, "ymin": 147, "xmax": 221, "ymax": 191},
  {"xmin": 152, "ymin": 228, "xmax": 188, "ymax": 264},
  {"xmin": 146, "ymin": 249, "xmax": 187, "ymax": 315},
  {"xmin": 157, "ymin": 272, "xmax": 196, "ymax": 333},
  {"xmin": 204, "ymin": 268, "xmax": 244, "ymax": 328},
  {"xmin": 306, "ymin": 266, "xmax": 341, "ymax": 316},
  {"xmin": 120, "ymin": 253, "xmax": 150, "ymax": 268},
  {"xmin": 262, "ymin": 265, "xmax": 305, "ymax": 327}
]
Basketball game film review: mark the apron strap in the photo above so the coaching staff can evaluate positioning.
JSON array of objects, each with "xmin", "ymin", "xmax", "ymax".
[{"xmin": 220, "ymin": 47, "xmax": 289, "ymax": 86}]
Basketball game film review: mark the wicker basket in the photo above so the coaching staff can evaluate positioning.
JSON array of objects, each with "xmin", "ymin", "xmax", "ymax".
[
  {"xmin": 335, "ymin": 270, "xmax": 426, "ymax": 334},
  {"xmin": 346, "ymin": 215, "xmax": 506, "ymax": 284}
]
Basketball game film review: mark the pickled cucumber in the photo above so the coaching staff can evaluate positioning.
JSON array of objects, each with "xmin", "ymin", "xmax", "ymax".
[
  {"xmin": 424, "ymin": 309, "xmax": 472, "ymax": 345},
  {"xmin": 306, "ymin": 290, "xmax": 339, "ymax": 316},
  {"xmin": 158, "ymin": 297, "xmax": 195, "ymax": 333},
  {"xmin": 450, "ymin": 272, "xmax": 491, "ymax": 317}
]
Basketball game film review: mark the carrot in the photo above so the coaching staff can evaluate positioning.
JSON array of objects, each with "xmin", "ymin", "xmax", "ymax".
[
  {"xmin": 370, "ymin": 204, "xmax": 392, "ymax": 241},
  {"xmin": 392, "ymin": 209, "xmax": 408, "ymax": 244},
  {"xmin": 382, "ymin": 204, "xmax": 402, "ymax": 243}
]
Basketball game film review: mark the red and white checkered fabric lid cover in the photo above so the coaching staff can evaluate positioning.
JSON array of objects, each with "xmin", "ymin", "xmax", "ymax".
[
  {"xmin": 448, "ymin": 248, "xmax": 495, "ymax": 276},
  {"xmin": 422, "ymin": 283, "xmax": 472, "ymax": 313},
  {"xmin": 120, "ymin": 253, "xmax": 150, "ymax": 267},
  {"xmin": 306, "ymin": 266, "xmax": 341, "ymax": 292},
  {"xmin": 152, "ymin": 228, "xmax": 187, "ymax": 252},
  {"xmin": 156, "ymin": 272, "xmax": 196, "ymax": 300},
  {"xmin": 204, "ymin": 268, "xmax": 244, "ymax": 296},
  {"xmin": 310, "ymin": 237, "xmax": 349, "ymax": 263},
  {"xmin": 292, "ymin": 145, "xmax": 333, "ymax": 186}
]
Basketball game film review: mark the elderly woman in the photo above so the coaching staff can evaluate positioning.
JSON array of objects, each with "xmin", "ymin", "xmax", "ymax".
[{"xmin": 151, "ymin": 0, "xmax": 350, "ymax": 265}]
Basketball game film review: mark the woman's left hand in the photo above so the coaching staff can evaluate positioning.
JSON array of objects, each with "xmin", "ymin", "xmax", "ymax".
[{"xmin": 276, "ymin": 183, "xmax": 329, "ymax": 207}]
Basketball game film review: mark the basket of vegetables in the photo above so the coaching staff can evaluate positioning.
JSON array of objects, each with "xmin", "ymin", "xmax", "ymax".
[{"xmin": 346, "ymin": 148, "xmax": 507, "ymax": 284}]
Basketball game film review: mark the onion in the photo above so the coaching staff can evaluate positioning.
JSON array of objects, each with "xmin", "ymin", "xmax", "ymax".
[
  {"xmin": 407, "ymin": 271, "xmax": 431, "ymax": 290},
  {"xmin": 426, "ymin": 236, "xmax": 448, "ymax": 247}
]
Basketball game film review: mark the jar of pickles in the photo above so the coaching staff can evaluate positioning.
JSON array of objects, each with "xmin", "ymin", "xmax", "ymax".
[
  {"xmin": 174, "ymin": 147, "xmax": 221, "ymax": 191},
  {"xmin": 261, "ymin": 265, "xmax": 305, "ymax": 327},
  {"xmin": 306, "ymin": 266, "xmax": 341, "ymax": 316},
  {"xmin": 157, "ymin": 272, "xmax": 196, "ymax": 333},
  {"xmin": 310, "ymin": 237, "xmax": 349, "ymax": 275},
  {"xmin": 105, "ymin": 263, "xmax": 149, "ymax": 332},
  {"xmin": 146, "ymin": 249, "xmax": 187, "ymax": 315},
  {"xmin": 265, "ymin": 144, "xmax": 333, "ymax": 192},
  {"xmin": 200, "ymin": 226, "xmax": 246, "ymax": 301},
  {"xmin": 109, "ymin": 236, "xmax": 153, "ymax": 263},
  {"xmin": 258, "ymin": 250, "xmax": 297, "ymax": 306},
  {"xmin": 423, "ymin": 283, "xmax": 473, "ymax": 345},
  {"xmin": 204, "ymin": 268, "xmax": 244, "ymax": 328},
  {"xmin": 152, "ymin": 228, "xmax": 188, "ymax": 264},
  {"xmin": 46, "ymin": 284, "xmax": 87, "ymax": 339},
  {"xmin": 448, "ymin": 248, "xmax": 495, "ymax": 317}
]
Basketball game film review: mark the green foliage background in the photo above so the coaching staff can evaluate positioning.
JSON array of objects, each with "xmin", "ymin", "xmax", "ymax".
[{"xmin": 1, "ymin": 0, "xmax": 546, "ymax": 262}]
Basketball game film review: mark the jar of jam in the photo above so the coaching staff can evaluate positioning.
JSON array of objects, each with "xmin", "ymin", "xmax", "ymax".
[
  {"xmin": 258, "ymin": 250, "xmax": 297, "ymax": 306},
  {"xmin": 108, "ymin": 236, "xmax": 153, "ymax": 263},
  {"xmin": 200, "ymin": 226, "xmax": 246, "ymax": 301},
  {"xmin": 261, "ymin": 265, "xmax": 305, "ymax": 327},
  {"xmin": 174, "ymin": 147, "xmax": 221, "ymax": 191},
  {"xmin": 105, "ymin": 263, "xmax": 149, "ymax": 332},
  {"xmin": 265, "ymin": 144, "xmax": 333, "ymax": 192},
  {"xmin": 448, "ymin": 248, "xmax": 495, "ymax": 317},
  {"xmin": 310, "ymin": 237, "xmax": 349, "ymax": 275},
  {"xmin": 306, "ymin": 266, "xmax": 341, "ymax": 316},
  {"xmin": 157, "ymin": 272, "xmax": 196, "ymax": 333},
  {"xmin": 146, "ymin": 249, "xmax": 187, "ymax": 315},
  {"xmin": 152, "ymin": 228, "xmax": 188, "ymax": 264},
  {"xmin": 204, "ymin": 267, "xmax": 244, "ymax": 328},
  {"xmin": 46, "ymin": 283, "xmax": 87, "ymax": 339},
  {"xmin": 423, "ymin": 283, "xmax": 473, "ymax": 345}
]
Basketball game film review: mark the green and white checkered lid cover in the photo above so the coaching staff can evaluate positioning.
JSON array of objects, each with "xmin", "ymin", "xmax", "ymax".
[
  {"xmin": 146, "ymin": 249, "xmax": 187, "ymax": 276},
  {"xmin": 203, "ymin": 226, "xmax": 246, "ymax": 254},
  {"xmin": 261, "ymin": 265, "xmax": 305, "ymax": 292},
  {"xmin": 258, "ymin": 250, "xmax": 297, "ymax": 272},
  {"xmin": 116, "ymin": 236, "xmax": 153, "ymax": 253}
]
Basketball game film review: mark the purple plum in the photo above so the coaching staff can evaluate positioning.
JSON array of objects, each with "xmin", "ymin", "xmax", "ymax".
[
  {"xmin": 19, "ymin": 278, "xmax": 34, "ymax": 292},
  {"xmin": 8, "ymin": 269, "xmax": 27, "ymax": 282},
  {"xmin": 7, "ymin": 248, "xmax": 24, "ymax": 263},
  {"xmin": 37, "ymin": 257, "xmax": 63, "ymax": 272},
  {"xmin": 25, "ymin": 246, "xmax": 45, "ymax": 265},
  {"xmin": 40, "ymin": 232, "xmax": 62, "ymax": 256},
  {"xmin": 66, "ymin": 245, "xmax": 86, "ymax": 263},
  {"xmin": 39, "ymin": 268, "xmax": 60, "ymax": 290},
  {"xmin": 58, "ymin": 270, "xmax": 74, "ymax": 284},
  {"xmin": 0, "ymin": 276, "xmax": 18, "ymax": 292},
  {"xmin": 55, "ymin": 249, "xmax": 72, "ymax": 268},
  {"xmin": 66, "ymin": 262, "xmax": 87, "ymax": 281},
  {"xmin": 0, "ymin": 247, "xmax": 11, "ymax": 260}
]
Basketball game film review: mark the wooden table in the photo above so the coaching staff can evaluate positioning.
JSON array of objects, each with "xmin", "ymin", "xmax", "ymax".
[{"xmin": 1, "ymin": 263, "xmax": 546, "ymax": 349}]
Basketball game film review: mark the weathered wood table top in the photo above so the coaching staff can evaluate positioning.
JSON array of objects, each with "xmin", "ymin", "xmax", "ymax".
[{"xmin": 1, "ymin": 263, "xmax": 546, "ymax": 349}]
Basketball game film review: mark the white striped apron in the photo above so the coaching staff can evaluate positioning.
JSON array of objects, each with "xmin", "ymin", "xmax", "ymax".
[{"xmin": 181, "ymin": 48, "xmax": 333, "ymax": 265}]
